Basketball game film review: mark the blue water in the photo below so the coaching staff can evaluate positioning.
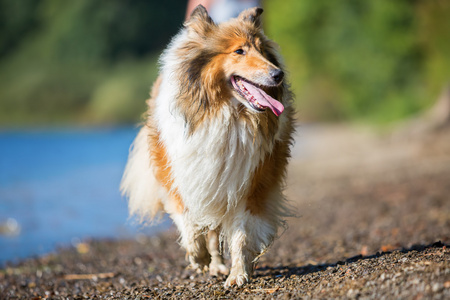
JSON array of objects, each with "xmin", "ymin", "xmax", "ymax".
[{"xmin": 0, "ymin": 127, "xmax": 171, "ymax": 265}]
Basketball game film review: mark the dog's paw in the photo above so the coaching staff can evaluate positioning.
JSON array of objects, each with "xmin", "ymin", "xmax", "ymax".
[
  {"xmin": 224, "ymin": 272, "xmax": 249, "ymax": 288},
  {"xmin": 188, "ymin": 256, "xmax": 210, "ymax": 273},
  {"xmin": 209, "ymin": 262, "xmax": 229, "ymax": 277},
  {"xmin": 190, "ymin": 263, "xmax": 208, "ymax": 274},
  {"xmin": 188, "ymin": 250, "xmax": 211, "ymax": 273}
]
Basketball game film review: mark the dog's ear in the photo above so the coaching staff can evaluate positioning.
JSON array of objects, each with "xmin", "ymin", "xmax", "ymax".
[
  {"xmin": 238, "ymin": 7, "xmax": 263, "ymax": 28},
  {"xmin": 185, "ymin": 5, "xmax": 215, "ymax": 35}
]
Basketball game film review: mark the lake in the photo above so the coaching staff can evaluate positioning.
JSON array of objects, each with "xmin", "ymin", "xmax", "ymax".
[{"xmin": 0, "ymin": 127, "xmax": 171, "ymax": 265}]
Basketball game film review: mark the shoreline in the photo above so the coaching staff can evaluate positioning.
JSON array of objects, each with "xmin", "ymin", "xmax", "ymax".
[{"xmin": 2, "ymin": 124, "xmax": 450, "ymax": 298}]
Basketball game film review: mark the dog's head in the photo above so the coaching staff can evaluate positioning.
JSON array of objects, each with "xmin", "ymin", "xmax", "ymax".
[{"xmin": 179, "ymin": 5, "xmax": 285, "ymax": 118}]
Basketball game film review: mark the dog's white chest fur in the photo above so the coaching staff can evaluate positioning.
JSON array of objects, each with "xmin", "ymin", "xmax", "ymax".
[{"xmin": 156, "ymin": 86, "xmax": 268, "ymax": 228}]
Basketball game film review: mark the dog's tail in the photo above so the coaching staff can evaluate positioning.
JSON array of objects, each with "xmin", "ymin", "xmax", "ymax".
[{"xmin": 121, "ymin": 126, "xmax": 164, "ymax": 224}]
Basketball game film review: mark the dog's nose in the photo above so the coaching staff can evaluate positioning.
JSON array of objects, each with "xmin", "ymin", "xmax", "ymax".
[{"xmin": 270, "ymin": 69, "xmax": 284, "ymax": 84}]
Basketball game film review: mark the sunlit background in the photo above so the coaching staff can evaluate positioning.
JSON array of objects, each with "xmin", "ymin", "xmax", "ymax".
[{"xmin": 0, "ymin": 0, "xmax": 449, "ymax": 265}]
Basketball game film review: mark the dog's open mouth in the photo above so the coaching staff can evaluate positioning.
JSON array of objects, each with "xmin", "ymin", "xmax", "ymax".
[{"xmin": 231, "ymin": 76, "xmax": 284, "ymax": 116}]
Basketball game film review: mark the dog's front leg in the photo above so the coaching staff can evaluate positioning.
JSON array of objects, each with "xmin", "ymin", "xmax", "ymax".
[
  {"xmin": 224, "ymin": 227, "xmax": 255, "ymax": 287},
  {"xmin": 223, "ymin": 208, "xmax": 277, "ymax": 288}
]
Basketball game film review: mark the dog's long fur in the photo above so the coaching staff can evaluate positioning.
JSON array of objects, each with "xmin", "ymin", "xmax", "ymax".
[{"xmin": 121, "ymin": 5, "xmax": 294, "ymax": 287}]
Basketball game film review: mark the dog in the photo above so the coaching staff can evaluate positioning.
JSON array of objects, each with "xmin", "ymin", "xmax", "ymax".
[{"xmin": 121, "ymin": 5, "xmax": 294, "ymax": 287}]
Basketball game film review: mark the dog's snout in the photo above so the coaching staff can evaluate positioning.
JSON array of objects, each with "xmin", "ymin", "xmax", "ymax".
[{"xmin": 270, "ymin": 69, "xmax": 284, "ymax": 84}]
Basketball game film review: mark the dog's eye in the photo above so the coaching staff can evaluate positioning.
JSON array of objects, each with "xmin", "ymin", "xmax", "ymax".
[{"xmin": 234, "ymin": 49, "xmax": 245, "ymax": 55}]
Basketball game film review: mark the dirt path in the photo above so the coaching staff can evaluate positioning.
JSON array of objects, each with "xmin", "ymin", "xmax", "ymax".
[{"xmin": 1, "ymin": 124, "xmax": 449, "ymax": 299}]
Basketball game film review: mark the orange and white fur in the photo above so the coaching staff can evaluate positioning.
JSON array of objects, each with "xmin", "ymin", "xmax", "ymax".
[{"xmin": 121, "ymin": 5, "xmax": 294, "ymax": 287}]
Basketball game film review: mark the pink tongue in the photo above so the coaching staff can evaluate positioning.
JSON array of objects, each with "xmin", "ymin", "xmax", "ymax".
[{"xmin": 241, "ymin": 80, "xmax": 284, "ymax": 116}]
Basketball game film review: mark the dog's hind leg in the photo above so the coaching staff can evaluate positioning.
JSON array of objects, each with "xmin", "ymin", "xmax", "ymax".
[
  {"xmin": 207, "ymin": 229, "xmax": 229, "ymax": 276},
  {"xmin": 187, "ymin": 233, "xmax": 211, "ymax": 272},
  {"xmin": 172, "ymin": 214, "xmax": 211, "ymax": 272}
]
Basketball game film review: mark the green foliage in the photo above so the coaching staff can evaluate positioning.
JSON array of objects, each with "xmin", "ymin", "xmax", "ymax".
[
  {"xmin": 417, "ymin": 1, "xmax": 450, "ymax": 96},
  {"xmin": 0, "ymin": 54, "xmax": 159, "ymax": 126},
  {"xmin": 0, "ymin": 0, "xmax": 185, "ymax": 126},
  {"xmin": 0, "ymin": 0, "xmax": 449, "ymax": 126},
  {"xmin": 0, "ymin": 0, "xmax": 39, "ymax": 58},
  {"xmin": 31, "ymin": 0, "xmax": 185, "ymax": 63},
  {"xmin": 265, "ymin": 0, "xmax": 450, "ymax": 124},
  {"xmin": 0, "ymin": 58, "xmax": 102, "ymax": 125},
  {"xmin": 87, "ymin": 57, "xmax": 159, "ymax": 124}
]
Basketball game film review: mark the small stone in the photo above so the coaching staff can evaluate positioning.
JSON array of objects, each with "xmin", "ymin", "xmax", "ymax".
[{"xmin": 432, "ymin": 283, "xmax": 442, "ymax": 292}]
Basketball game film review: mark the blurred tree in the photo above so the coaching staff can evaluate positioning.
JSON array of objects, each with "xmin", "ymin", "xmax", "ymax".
[
  {"xmin": 265, "ymin": 0, "xmax": 450, "ymax": 124},
  {"xmin": 0, "ymin": 0, "xmax": 40, "ymax": 58},
  {"xmin": 0, "ymin": 0, "xmax": 449, "ymax": 126},
  {"xmin": 0, "ymin": 0, "xmax": 186, "ymax": 125},
  {"xmin": 417, "ymin": 0, "xmax": 450, "ymax": 97},
  {"xmin": 30, "ymin": 0, "xmax": 186, "ymax": 62}
]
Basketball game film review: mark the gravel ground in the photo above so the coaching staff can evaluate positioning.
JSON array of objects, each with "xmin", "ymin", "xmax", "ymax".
[{"xmin": 1, "ymin": 124, "xmax": 449, "ymax": 299}]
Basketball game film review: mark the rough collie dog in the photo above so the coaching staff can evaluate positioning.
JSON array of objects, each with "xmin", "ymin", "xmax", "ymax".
[{"xmin": 121, "ymin": 5, "xmax": 294, "ymax": 287}]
